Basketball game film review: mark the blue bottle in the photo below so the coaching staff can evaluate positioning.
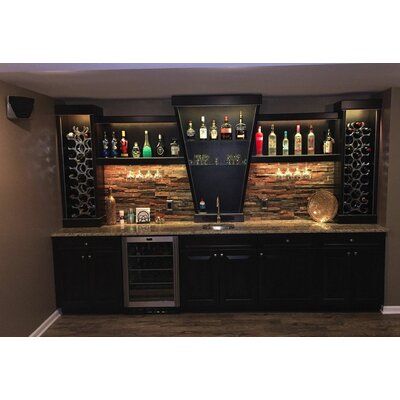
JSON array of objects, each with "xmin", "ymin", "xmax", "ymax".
[{"xmin": 101, "ymin": 131, "xmax": 109, "ymax": 158}]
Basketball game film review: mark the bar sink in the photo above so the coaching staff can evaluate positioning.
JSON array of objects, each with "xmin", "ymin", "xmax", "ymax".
[{"xmin": 202, "ymin": 224, "xmax": 235, "ymax": 231}]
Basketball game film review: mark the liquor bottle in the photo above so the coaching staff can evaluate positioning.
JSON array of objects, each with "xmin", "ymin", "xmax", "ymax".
[
  {"xmin": 323, "ymin": 129, "xmax": 335, "ymax": 154},
  {"xmin": 210, "ymin": 119, "xmax": 218, "ymax": 140},
  {"xmin": 142, "ymin": 130, "xmax": 152, "ymax": 158},
  {"xmin": 105, "ymin": 187, "xmax": 117, "ymax": 225},
  {"xmin": 156, "ymin": 134, "xmax": 165, "ymax": 157},
  {"xmin": 120, "ymin": 130, "xmax": 129, "ymax": 157},
  {"xmin": 186, "ymin": 120, "xmax": 195, "ymax": 139},
  {"xmin": 307, "ymin": 125, "xmax": 315, "ymax": 155},
  {"xmin": 101, "ymin": 131, "xmax": 109, "ymax": 158},
  {"xmin": 220, "ymin": 115, "xmax": 232, "ymax": 140},
  {"xmin": 235, "ymin": 111, "xmax": 247, "ymax": 140},
  {"xmin": 110, "ymin": 131, "xmax": 118, "ymax": 158},
  {"xmin": 170, "ymin": 138, "xmax": 180, "ymax": 156},
  {"xmin": 199, "ymin": 116, "xmax": 208, "ymax": 140},
  {"xmin": 268, "ymin": 124, "xmax": 277, "ymax": 156},
  {"xmin": 132, "ymin": 142, "xmax": 140, "ymax": 158},
  {"xmin": 282, "ymin": 131, "xmax": 289, "ymax": 155},
  {"xmin": 255, "ymin": 126, "xmax": 264, "ymax": 156},
  {"xmin": 294, "ymin": 124, "xmax": 302, "ymax": 155}
]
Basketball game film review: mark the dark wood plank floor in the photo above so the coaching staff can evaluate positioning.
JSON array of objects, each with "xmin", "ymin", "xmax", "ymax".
[{"xmin": 43, "ymin": 312, "xmax": 400, "ymax": 337}]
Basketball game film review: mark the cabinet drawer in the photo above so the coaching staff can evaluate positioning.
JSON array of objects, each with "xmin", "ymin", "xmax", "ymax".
[
  {"xmin": 180, "ymin": 235, "xmax": 255, "ymax": 250},
  {"xmin": 53, "ymin": 236, "xmax": 122, "ymax": 250},
  {"xmin": 259, "ymin": 234, "xmax": 315, "ymax": 247},
  {"xmin": 322, "ymin": 233, "xmax": 385, "ymax": 247}
]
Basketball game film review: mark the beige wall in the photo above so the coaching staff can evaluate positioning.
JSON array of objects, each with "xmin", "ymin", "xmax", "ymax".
[
  {"xmin": 0, "ymin": 80, "xmax": 61, "ymax": 336},
  {"xmin": 380, "ymin": 88, "xmax": 400, "ymax": 305}
]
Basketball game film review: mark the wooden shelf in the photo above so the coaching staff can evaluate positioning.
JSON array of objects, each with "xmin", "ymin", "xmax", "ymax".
[
  {"xmin": 251, "ymin": 154, "xmax": 341, "ymax": 163},
  {"xmin": 97, "ymin": 157, "xmax": 185, "ymax": 165}
]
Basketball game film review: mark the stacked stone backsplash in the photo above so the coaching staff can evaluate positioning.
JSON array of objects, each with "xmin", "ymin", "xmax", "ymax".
[{"xmin": 104, "ymin": 162, "xmax": 336, "ymax": 221}]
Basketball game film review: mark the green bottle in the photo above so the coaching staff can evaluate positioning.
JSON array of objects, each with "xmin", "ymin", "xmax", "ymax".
[{"xmin": 142, "ymin": 130, "xmax": 152, "ymax": 158}]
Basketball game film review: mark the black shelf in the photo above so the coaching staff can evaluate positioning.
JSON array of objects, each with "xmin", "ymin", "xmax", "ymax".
[
  {"xmin": 96, "ymin": 115, "xmax": 176, "ymax": 124},
  {"xmin": 97, "ymin": 157, "xmax": 185, "ymax": 165},
  {"xmin": 251, "ymin": 154, "xmax": 341, "ymax": 163},
  {"xmin": 257, "ymin": 112, "xmax": 339, "ymax": 121}
]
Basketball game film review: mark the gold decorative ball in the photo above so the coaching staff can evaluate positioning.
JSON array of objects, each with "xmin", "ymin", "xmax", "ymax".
[{"xmin": 308, "ymin": 190, "xmax": 338, "ymax": 223}]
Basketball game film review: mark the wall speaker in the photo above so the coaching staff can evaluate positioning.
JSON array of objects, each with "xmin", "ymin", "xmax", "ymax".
[{"xmin": 7, "ymin": 96, "xmax": 35, "ymax": 119}]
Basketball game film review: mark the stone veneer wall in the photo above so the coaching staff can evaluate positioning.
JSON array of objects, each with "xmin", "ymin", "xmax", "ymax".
[{"xmin": 104, "ymin": 162, "xmax": 336, "ymax": 221}]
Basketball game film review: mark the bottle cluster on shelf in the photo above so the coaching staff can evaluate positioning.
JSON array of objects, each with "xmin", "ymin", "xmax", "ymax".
[
  {"xmin": 101, "ymin": 130, "xmax": 180, "ymax": 158},
  {"xmin": 255, "ymin": 124, "xmax": 335, "ymax": 156},
  {"xmin": 186, "ymin": 111, "xmax": 247, "ymax": 141}
]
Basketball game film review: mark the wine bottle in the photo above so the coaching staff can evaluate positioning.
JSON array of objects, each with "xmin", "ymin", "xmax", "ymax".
[
  {"xmin": 101, "ymin": 132, "xmax": 109, "ymax": 158},
  {"xmin": 283, "ymin": 131, "xmax": 289, "ymax": 156},
  {"xmin": 235, "ymin": 111, "xmax": 246, "ymax": 140},
  {"xmin": 132, "ymin": 142, "xmax": 140, "ymax": 158},
  {"xmin": 120, "ymin": 130, "xmax": 129, "ymax": 157},
  {"xmin": 255, "ymin": 126, "xmax": 264, "ymax": 156},
  {"xmin": 323, "ymin": 129, "xmax": 334, "ymax": 154},
  {"xmin": 110, "ymin": 132, "xmax": 118, "ymax": 158},
  {"xmin": 220, "ymin": 116, "xmax": 232, "ymax": 140},
  {"xmin": 210, "ymin": 120, "xmax": 218, "ymax": 140},
  {"xmin": 199, "ymin": 116, "xmax": 208, "ymax": 140}
]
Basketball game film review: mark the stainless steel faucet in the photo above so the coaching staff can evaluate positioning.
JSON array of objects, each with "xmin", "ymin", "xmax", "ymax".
[{"xmin": 216, "ymin": 196, "xmax": 221, "ymax": 223}]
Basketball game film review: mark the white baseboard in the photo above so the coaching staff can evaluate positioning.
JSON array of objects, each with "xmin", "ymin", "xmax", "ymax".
[
  {"xmin": 29, "ymin": 309, "xmax": 62, "ymax": 337},
  {"xmin": 381, "ymin": 306, "xmax": 400, "ymax": 315}
]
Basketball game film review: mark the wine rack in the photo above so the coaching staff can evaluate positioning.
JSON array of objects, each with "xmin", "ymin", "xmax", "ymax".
[{"xmin": 335, "ymin": 100, "xmax": 381, "ymax": 223}]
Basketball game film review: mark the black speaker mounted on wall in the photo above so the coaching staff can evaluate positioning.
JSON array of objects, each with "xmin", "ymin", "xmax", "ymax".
[{"xmin": 7, "ymin": 96, "xmax": 35, "ymax": 119}]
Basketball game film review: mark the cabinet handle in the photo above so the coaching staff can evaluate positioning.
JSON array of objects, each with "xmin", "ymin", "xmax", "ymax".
[
  {"xmin": 84, "ymin": 242, "xmax": 88, "ymax": 246},
  {"xmin": 259, "ymin": 252, "xmax": 264, "ymax": 257},
  {"xmin": 220, "ymin": 253, "xmax": 224, "ymax": 257},
  {"xmin": 286, "ymin": 239, "xmax": 290, "ymax": 243},
  {"xmin": 88, "ymin": 254, "xmax": 92, "ymax": 260},
  {"xmin": 81, "ymin": 255, "xmax": 85, "ymax": 260},
  {"xmin": 354, "ymin": 251, "xmax": 358, "ymax": 256},
  {"xmin": 347, "ymin": 251, "xmax": 351, "ymax": 256},
  {"xmin": 214, "ymin": 253, "xmax": 218, "ymax": 257},
  {"xmin": 349, "ymin": 238, "xmax": 355, "ymax": 243}
]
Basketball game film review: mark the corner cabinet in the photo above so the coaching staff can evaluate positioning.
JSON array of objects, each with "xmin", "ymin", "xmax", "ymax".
[{"xmin": 53, "ymin": 237, "xmax": 123, "ymax": 313}]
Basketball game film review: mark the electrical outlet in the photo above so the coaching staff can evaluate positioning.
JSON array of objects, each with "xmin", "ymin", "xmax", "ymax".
[{"xmin": 166, "ymin": 199, "xmax": 173, "ymax": 214}]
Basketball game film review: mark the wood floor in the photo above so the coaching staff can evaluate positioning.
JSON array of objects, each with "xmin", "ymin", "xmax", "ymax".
[{"xmin": 43, "ymin": 312, "xmax": 400, "ymax": 336}]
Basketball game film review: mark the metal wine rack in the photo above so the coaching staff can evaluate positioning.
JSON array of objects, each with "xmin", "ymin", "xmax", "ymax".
[{"xmin": 343, "ymin": 121, "xmax": 373, "ymax": 215}]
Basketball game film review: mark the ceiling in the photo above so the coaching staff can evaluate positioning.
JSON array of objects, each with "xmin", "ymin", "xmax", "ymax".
[{"xmin": 0, "ymin": 63, "xmax": 399, "ymax": 99}]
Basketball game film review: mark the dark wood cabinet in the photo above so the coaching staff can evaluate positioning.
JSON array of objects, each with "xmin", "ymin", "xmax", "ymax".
[
  {"xmin": 53, "ymin": 237, "xmax": 123, "ymax": 313},
  {"xmin": 259, "ymin": 246, "xmax": 316, "ymax": 309},
  {"xmin": 180, "ymin": 251, "xmax": 219, "ymax": 310},
  {"xmin": 219, "ymin": 250, "xmax": 258, "ymax": 309}
]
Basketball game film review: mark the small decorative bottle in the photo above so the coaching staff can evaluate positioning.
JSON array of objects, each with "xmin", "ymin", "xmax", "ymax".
[
  {"xmin": 186, "ymin": 121, "xmax": 196, "ymax": 139},
  {"xmin": 199, "ymin": 198, "xmax": 206, "ymax": 213},
  {"xmin": 268, "ymin": 124, "xmax": 277, "ymax": 156},
  {"xmin": 142, "ymin": 130, "xmax": 152, "ymax": 158},
  {"xmin": 220, "ymin": 116, "xmax": 232, "ymax": 140},
  {"xmin": 199, "ymin": 116, "xmax": 208, "ymax": 140},
  {"xmin": 282, "ymin": 131, "xmax": 289, "ymax": 156},
  {"xmin": 156, "ymin": 134, "xmax": 165, "ymax": 157},
  {"xmin": 110, "ymin": 132, "xmax": 118, "ymax": 158},
  {"xmin": 210, "ymin": 120, "xmax": 218, "ymax": 140},
  {"xmin": 255, "ymin": 126, "xmax": 264, "ymax": 156},
  {"xmin": 120, "ymin": 130, "xmax": 129, "ymax": 157},
  {"xmin": 307, "ymin": 125, "xmax": 315, "ymax": 155},
  {"xmin": 132, "ymin": 142, "xmax": 140, "ymax": 158},
  {"xmin": 170, "ymin": 138, "xmax": 180, "ymax": 157},
  {"xmin": 101, "ymin": 132, "xmax": 109, "ymax": 158},
  {"xmin": 105, "ymin": 187, "xmax": 117, "ymax": 225},
  {"xmin": 294, "ymin": 124, "xmax": 302, "ymax": 155},
  {"xmin": 323, "ymin": 129, "xmax": 335, "ymax": 154}
]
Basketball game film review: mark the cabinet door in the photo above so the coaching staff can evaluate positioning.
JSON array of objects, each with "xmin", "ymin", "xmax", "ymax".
[
  {"xmin": 54, "ymin": 247, "xmax": 91, "ymax": 312},
  {"xmin": 219, "ymin": 250, "xmax": 258, "ymax": 309},
  {"xmin": 319, "ymin": 248, "xmax": 352, "ymax": 308},
  {"xmin": 90, "ymin": 247, "xmax": 123, "ymax": 312},
  {"xmin": 350, "ymin": 247, "xmax": 384, "ymax": 309},
  {"xmin": 180, "ymin": 251, "xmax": 218, "ymax": 310},
  {"xmin": 259, "ymin": 247, "xmax": 315, "ymax": 309}
]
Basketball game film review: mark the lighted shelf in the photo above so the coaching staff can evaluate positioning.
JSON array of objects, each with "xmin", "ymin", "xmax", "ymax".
[
  {"xmin": 97, "ymin": 157, "xmax": 185, "ymax": 165},
  {"xmin": 251, "ymin": 154, "xmax": 341, "ymax": 163}
]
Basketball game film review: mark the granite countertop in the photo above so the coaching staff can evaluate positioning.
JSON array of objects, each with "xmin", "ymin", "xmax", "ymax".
[{"xmin": 52, "ymin": 220, "xmax": 387, "ymax": 237}]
